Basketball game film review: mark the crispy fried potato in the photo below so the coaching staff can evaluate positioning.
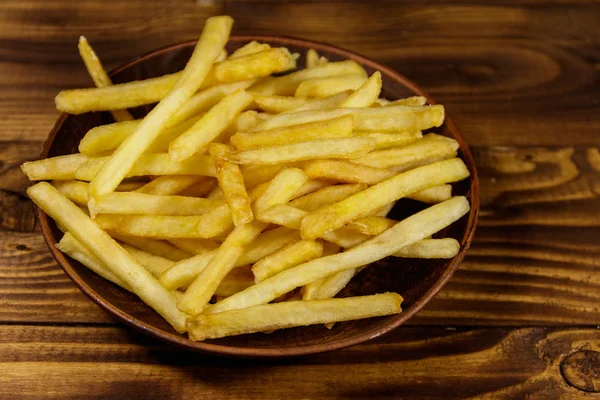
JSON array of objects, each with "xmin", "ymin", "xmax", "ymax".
[
  {"xmin": 78, "ymin": 36, "xmax": 134, "ymax": 122},
  {"xmin": 389, "ymin": 96, "xmax": 427, "ymax": 106},
  {"xmin": 253, "ymin": 91, "xmax": 349, "ymax": 114},
  {"xmin": 303, "ymin": 159, "xmax": 393, "ymax": 185},
  {"xmin": 355, "ymin": 131, "xmax": 423, "ymax": 150},
  {"xmin": 159, "ymin": 250, "xmax": 215, "ymax": 290},
  {"xmin": 252, "ymin": 167, "xmax": 308, "ymax": 216},
  {"xmin": 393, "ymin": 238, "xmax": 460, "ymax": 258},
  {"xmin": 289, "ymin": 183, "xmax": 366, "ymax": 211},
  {"xmin": 27, "ymin": 182, "xmax": 188, "ymax": 332},
  {"xmin": 218, "ymin": 162, "xmax": 254, "ymax": 226},
  {"xmin": 188, "ymin": 293, "xmax": 402, "ymax": 341},
  {"xmin": 231, "ymin": 114, "xmax": 354, "ymax": 150},
  {"xmin": 135, "ymin": 176, "xmax": 205, "ymax": 196},
  {"xmin": 306, "ymin": 48, "xmax": 328, "ymax": 68},
  {"xmin": 409, "ymin": 184, "xmax": 452, "ymax": 204},
  {"xmin": 167, "ymin": 238, "xmax": 219, "ymax": 255},
  {"xmin": 240, "ymin": 164, "xmax": 287, "ymax": 189},
  {"xmin": 52, "ymin": 180, "xmax": 90, "ymax": 206},
  {"xmin": 225, "ymin": 137, "xmax": 376, "ymax": 165},
  {"xmin": 206, "ymin": 197, "xmax": 469, "ymax": 314},
  {"xmin": 89, "ymin": 192, "xmax": 222, "ymax": 216},
  {"xmin": 88, "ymin": 16, "xmax": 233, "ymax": 198},
  {"xmin": 338, "ymin": 71, "xmax": 381, "ymax": 108},
  {"xmin": 346, "ymin": 216, "xmax": 396, "ymax": 236},
  {"xmin": 355, "ymin": 133, "xmax": 459, "ymax": 170},
  {"xmin": 21, "ymin": 154, "xmax": 89, "ymax": 181},
  {"xmin": 295, "ymin": 74, "xmax": 367, "ymax": 98},
  {"xmin": 229, "ymin": 41, "xmax": 271, "ymax": 59},
  {"xmin": 293, "ymin": 179, "xmax": 330, "ymax": 198},
  {"xmin": 177, "ymin": 178, "xmax": 219, "ymax": 197},
  {"xmin": 300, "ymin": 158, "xmax": 469, "ymax": 240},
  {"xmin": 252, "ymin": 239, "xmax": 323, "ymax": 282},
  {"xmin": 108, "ymin": 232, "xmax": 191, "ymax": 261}
]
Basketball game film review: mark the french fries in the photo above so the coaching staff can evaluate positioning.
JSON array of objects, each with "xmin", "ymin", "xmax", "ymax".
[
  {"xmin": 188, "ymin": 293, "xmax": 402, "ymax": 340},
  {"xmin": 28, "ymin": 19, "xmax": 472, "ymax": 342}
]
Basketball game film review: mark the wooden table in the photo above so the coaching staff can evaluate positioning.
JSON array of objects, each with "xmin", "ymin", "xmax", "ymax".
[{"xmin": 2, "ymin": 1, "xmax": 600, "ymax": 398}]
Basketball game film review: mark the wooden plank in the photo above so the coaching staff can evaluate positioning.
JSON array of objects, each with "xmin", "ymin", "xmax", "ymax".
[
  {"xmin": 0, "ymin": 1, "xmax": 600, "ymax": 145},
  {"xmin": 0, "ymin": 325, "xmax": 598, "ymax": 399}
]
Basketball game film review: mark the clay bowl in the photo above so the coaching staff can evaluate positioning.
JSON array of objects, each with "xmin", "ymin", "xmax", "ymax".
[{"xmin": 38, "ymin": 36, "xmax": 479, "ymax": 358}]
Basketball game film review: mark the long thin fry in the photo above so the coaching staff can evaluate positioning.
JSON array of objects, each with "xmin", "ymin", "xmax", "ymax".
[
  {"xmin": 289, "ymin": 184, "xmax": 366, "ymax": 211},
  {"xmin": 21, "ymin": 154, "xmax": 89, "ymax": 181},
  {"xmin": 108, "ymin": 232, "xmax": 191, "ymax": 261},
  {"xmin": 303, "ymin": 159, "xmax": 393, "ymax": 185},
  {"xmin": 218, "ymin": 161, "xmax": 254, "ymax": 226},
  {"xmin": 134, "ymin": 176, "xmax": 205, "ymax": 196},
  {"xmin": 338, "ymin": 71, "xmax": 382, "ymax": 108},
  {"xmin": 295, "ymin": 74, "xmax": 367, "ymax": 98},
  {"xmin": 89, "ymin": 192, "xmax": 222, "ymax": 216},
  {"xmin": 252, "ymin": 239, "xmax": 323, "ymax": 282},
  {"xmin": 253, "ymin": 91, "xmax": 349, "ymax": 114}
]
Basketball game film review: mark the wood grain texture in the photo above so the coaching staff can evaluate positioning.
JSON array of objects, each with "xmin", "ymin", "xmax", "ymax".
[{"xmin": 1, "ymin": 325, "xmax": 600, "ymax": 399}]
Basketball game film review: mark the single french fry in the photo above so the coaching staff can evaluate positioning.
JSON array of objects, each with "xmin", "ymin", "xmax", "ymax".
[
  {"xmin": 355, "ymin": 131, "xmax": 423, "ymax": 150},
  {"xmin": 52, "ymin": 180, "xmax": 90, "ymax": 206},
  {"xmin": 57, "ymin": 232, "xmax": 130, "ymax": 290},
  {"xmin": 209, "ymin": 142, "xmax": 232, "ymax": 171},
  {"xmin": 75, "ymin": 154, "xmax": 216, "ymax": 181},
  {"xmin": 252, "ymin": 167, "xmax": 308, "ymax": 216},
  {"xmin": 207, "ymin": 185, "xmax": 225, "ymax": 200},
  {"xmin": 346, "ymin": 216, "xmax": 396, "ymax": 236},
  {"xmin": 303, "ymin": 159, "xmax": 394, "ymax": 185},
  {"xmin": 295, "ymin": 74, "xmax": 367, "ymax": 98},
  {"xmin": 89, "ymin": 192, "xmax": 222, "ymax": 216},
  {"xmin": 206, "ymin": 196, "xmax": 469, "ymax": 314},
  {"xmin": 159, "ymin": 250, "xmax": 215, "ymax": 291},
  {"xmin": 306, "ymin": 48, "xmax": 328, "ymax": 68},
  {"xmin": 169, "ymin": 90, "xmax": 254, "ymax": 161},
  {"xmin": 338, "ymin": 71, "xmax": 381, "ymax": 108},
  {"xmin": 167, "ymin": 238, "xmax": 219, "ymax": 255},
  {"xmin": 409, "ymin": 184, "xmax": 452, "ymax": 204},
  {"xmin": 300, "ymin": 158, "xmax": 470, "ymax": 240},
  {"xmin": 190, "ymin": 292, "xmax": 402, "ymax": 340},
  {"xmin": 178, "ymin": 177, "xmax": 219, "ymax": 197},
  {"xmin": 355, "ymin": 134, "xmax": 459, "ymax": 170},
  {"xmin": 250, "ymin": 60, "xmax": 367, "ymax": 96},
  {"xmin": 78, "ymin": 36, "xmax": 134, "ymax": 122},
  {"xmin": 289, "ymin": 183, "xmax": 366, "ymax": 211},
  {"xmin": 214, "ymin": 48, "xmax": 296, "ymax": 83},
  {"xmin": 240, "ymin": 164, "xmax": 287, "ymax": 189},
  {"xmin": 225, "ymin": 137, "xmax": 375, "ymax": 165},
  {"xmin": 292, "ymin": 91, "xmax": 350, "ymax": 112},
  {"xmin": 252, "ymin": 239, "xmax": 323, "ymax": 282},
  {"xmin": 21, "ymin": 154, "xmax": 89, "ymax": 181},
  {"xmin": 303, "ymin": 268, "xmax": 357, "ymax": 301},
  {"xmin": 230, "ymin": 114, "xmax": 354, "ymax": 150},
  {"xmin": 218, "ymin": 162, "xmax": 254, "ymax": 226},
  {"xmin": 108, "ymin": 232, "xmax": 191, "ymax": 261},
  {"xmin": 135, "ymin": 176, "xmax": 205, "ymax": 196},
  {"xmin": 293, "ymin": 179, "xmax": 330, "ymax": 198},
  {"xmin": 27, "ymin": 182, "xmax": 188, "ymax": 332},
  {"xmin": 229, "ymin": 41, "xmax": 271, "ymax": 59},
  {"xmin": 373, "ymin": 201, "xmax": 396, "ymax": 217},
  {"xmin": 253, "ymin": 91, "xmax": 349, "ymax": 114},
  {"xmin": 254, "ymin": 105, "xmax": 445, "ymax": 133},
  {"xmin": 121, "ymin": 244, "xmax": 175, "ymax": 278},
  {"xmin": 88, "ymin": 16, "xmax": 233, "ymax": 199},
  {"xmin": 389, "ymin": 96, "xmax": 427, "ymax": 106},
  {"xmin": 393, "ymin": 238, "xmax": 460, "ymax": 258}
]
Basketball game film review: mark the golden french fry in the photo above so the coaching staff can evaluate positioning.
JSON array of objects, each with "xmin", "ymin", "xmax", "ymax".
[
  {"xmin": 95, "ymin": 202, "xmax": 233, "ymax": 239},
  {"xmin": 252, "ymin": 167, "xmax": 308, "ymax": 216},
  {"xmin": 389, "ymin": 96, "xmax": 427, "ymax": 106},
  {"xmin": 250, "ymin": 60, "xmax": 367, "ymax": 96},
  {"xmin": 190, "ymin": 292, "xmax": 402, "ymax": 340},
  {"xmin": 169, "ymin": 90, "xmax": 254, "ymax": 161},
  {"xmin": 252, "ymin": 239, "xmax": 323, "ymax": 282},
  {"xmin": 121, "ymin": 244, "xmax": 175, "ymax": 278},
  {"xmin": 75, "ymin": 154, "xmax": 216, "ymax": 181},
  {"xmin": 218, "ymin": 162, "xmax": 254, "ymax": 226},
  {"xmin": 306, "ymin": 48, "xmax": 328, "ymax": 68},
  {"xmin": 21, "ymin": 154, "xmax": 89, "ymax": 181},
  {"xmin": 393, "ymin": 238, "xmax": 460, "ymax": 258},
  {"xmin": 27, "ymin": 182, "xmax": 188, "ymax": 332},
  {"xmin": 135, "ymin": 176, "xmax": 205, "ymax": 196},
  {"xmin": 167, "ymin": 238, "xmax": 219, "ymax": 255},
  {"xmin": 338, "ymin": 71, "xmax": 381, "ymax": 108},
  {"xmin": 373, "ymin": 201, "xmax": 396, "ymax": 217},
  {"xmin": 88, "ymin": 16, "xmax": 233, "ymax": 199},
  {"xmin": 206, "ymin": 185, "xmax": 225, "ymax": 200},
  {"xmin": 208, "ymin": 142, "xmax": 232, "ymax": 170},
  {"xmin": 300, "ymin": 158, "xmax": 469, "ymax": 240},
  {"xmin": 292, "ymin": 91, "xmax": 350, "ymax": 112},
  {"xmin": 159, "ymin": 250, "xmax": 215, "ymax": 291},
  {"xmin": 229, "ymin": 41, "xmax": 271, "ymax": 59},
  {"xmin": 89, "ymin": 192, "xmax": 222, "ymax": 216},
  {"xmin": 214, "ymin": 48, "xmax": 296, "ymax": 83},
  {"xmin": 52, "ymin": 180, "xmax": 90, "ymax": 206},
  {"xmin": 355, "ymin": 131, "xmax": 422, "ymax": 150},
  {"xmin": 355, "ymin": 133, "xmax": 459, "ymax": 169},
  {"xmin": 346, "ymin": 216, "xmax": 396, "ymax": 236},
  {"xmin": 108, "ymin": 232, "xmax": 191, "ymax": 261},
  {"xmin": 293, "ymin": 179, "xmax": 330, "ymax": 198},
  {"xmin": 240, "ymin": 164, "xmax": 287, "ymax": 189},
  {"xmin": 303, "ymin": 159, "xmax": 393, "ymax": 185},
  {"xmin": 409, "ymin": 184, "xmax": 452, "ymax": 204},
  {"xmin": 57, "ymin": 232, "xmax": 130, "ymax": 290},
  {"xmin": 206, "ymin": 196, "xmax": 469, "ymax": 314},
  {"xmin": 215, "ymin": 271, "xmax": 255, "ymax": 297},
  {"xmin": 295, "ymin": 74, "xmax": 367, "ymax": 98},
  {"xmin": 253, "ymin": 91, "xmax": 349, "ymax": 114},
  {"xmin": 230, "ymin": 114, "xmax": 354, "ymax": 150},
  {"xmin": 303, "ymin": 268, "xmax": 357, "ymax": 301},
  {"xmin": 374, "ymin": 98, "xmax": 391, "ymax": 106},
  {"xmin": 289, "ymin": 183, "xmax": 366, "ymax": 211},
  {"xmin": 225, "ymin": 137, "xmax": 376, "ymax": 165},
  {"xmin": 78, "ymin": 36, "xmax": 134, "ymax": 122},
  {"xmin": 178, "ymin": 177, "xmax": 219, "ymax": 197}
]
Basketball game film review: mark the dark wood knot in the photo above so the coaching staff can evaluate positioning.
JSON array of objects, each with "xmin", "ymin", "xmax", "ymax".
[{"xmin": 560, "ymin": 350, "xmax": 600, "ymax": 392}]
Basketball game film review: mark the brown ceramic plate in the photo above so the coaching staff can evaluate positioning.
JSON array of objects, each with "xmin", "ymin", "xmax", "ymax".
[{"xmin": 38, "ymin": 36, "xmax": 479, "ymax": 358}]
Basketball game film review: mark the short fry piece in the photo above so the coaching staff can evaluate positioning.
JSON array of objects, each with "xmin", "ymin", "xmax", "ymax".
[
  {"xmin": 252, "ymin": 239, "xmax": 323, "ymax": 282},
  {"xmin": 231, "ymin": 114, "xmax": 353, "ymax": 150},
  {"xmin": 303, "ymin": 159, "xmax": 393, "ymax": 185},
  {"xmin": 300, "ymin": 158, "xmax": 470, "ymax": 240},
  {"xmin": 189, "ymin": 293, "xmax": 402, "ymax": 340},
  {"xmin": 27, "ymin": 182, "xmax": 188, "ymax": 332},
  {"xmin": 295, "ymin": 74, "xmax": 367, "ymax": 98},
  {"xmin": 409, "ymin": 184, "xmax": 452, "ymax": 204},
  {"xmin": 89, "ymin": 192, "xmax": 222, "ymax": 216},
  {"xmin": 218, "ymin": 162, "xmax": 254, "ymax": 226},
  {"xmin": 21, "ymin": 154, "xmax": 89, "ymax": 181},
  {"xmin": 206, "ymin": 197, "xmax": 469, "ymax": 314},
  {"xmin": 338, "ymin": 71, "xmax": 381, "ymax": 108},
  {"xmin": 78, "ymin": 36, "xmax": 134, "ymax": 122},
  {"xmin": 225, "ymin": 137, "xmax": 376, "ymax": 165}
]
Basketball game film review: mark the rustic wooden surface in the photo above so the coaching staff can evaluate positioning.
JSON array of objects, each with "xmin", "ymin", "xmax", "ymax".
[{"xmin": 1, "ymin": 0, "xmax": 600, "ymax": 398}]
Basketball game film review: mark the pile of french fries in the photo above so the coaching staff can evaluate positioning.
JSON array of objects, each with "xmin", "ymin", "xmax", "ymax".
[{"xmin": 22, "ymin": 16, "xmax": 471, "ymax": 341}]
